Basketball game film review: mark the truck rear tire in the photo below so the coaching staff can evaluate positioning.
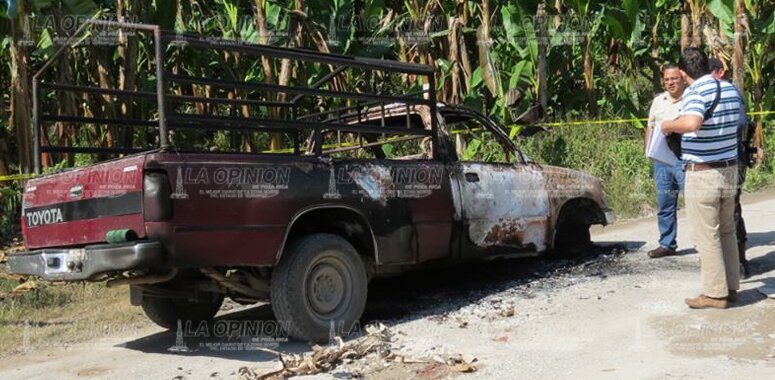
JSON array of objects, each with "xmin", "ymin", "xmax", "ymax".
[
  {"xmin": 141, "ymin": 292, "xmax": 224, "ymax": 329},
  {"xmin": 271, "ymin": 233, "xmax": 368, "ymax": 343}
]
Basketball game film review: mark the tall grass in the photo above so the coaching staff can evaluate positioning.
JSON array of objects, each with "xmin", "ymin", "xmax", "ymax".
[{"xmin": 0, "ymin": 278, "xmax": 147, "ymax": 357}]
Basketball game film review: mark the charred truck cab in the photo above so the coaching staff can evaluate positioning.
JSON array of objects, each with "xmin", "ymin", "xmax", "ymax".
[{"xmin": 9, "ymin": 21, "xmax": 614, "ymax": 342}]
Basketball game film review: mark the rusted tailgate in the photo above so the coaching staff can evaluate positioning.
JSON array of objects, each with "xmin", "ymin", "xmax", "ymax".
[{"xmin": 22, "ymin": 155, "xmax": 147, "ymax": 249}]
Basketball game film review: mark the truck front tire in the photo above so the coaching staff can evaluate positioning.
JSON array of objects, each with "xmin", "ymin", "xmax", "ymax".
[
  {"xmin": 271, "ymin": 233, "xmax": 368, "ymax": 343},
  {"xmin": 553, "ymin": 216, "xmax": 592, "ymax": 258}
]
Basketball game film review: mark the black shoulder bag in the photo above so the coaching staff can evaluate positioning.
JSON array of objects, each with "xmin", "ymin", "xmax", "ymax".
[{"xmin": 666, "ymin": 80, "xmax": 722, "ymax": 158}]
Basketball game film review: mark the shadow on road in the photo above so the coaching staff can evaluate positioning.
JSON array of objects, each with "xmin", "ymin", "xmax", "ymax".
[
  {"xmin": 118, "ymin": 240, "xmax": 645, "ymax": 360},
  {"xmin": 118, "ymin": 305, "xmax": 310, "ymax": 361},
  {"xmin": 675, "ymin": 248, "xmax": 698, "ymax": 256},
  {"xmin": 749, "ymin": 249, "xmax": 775, "ymax": 276},
  {"xmin": 747, "ymin": 231, "xmax": 775, "ymax": 250},
  {"xmin": 736, "ymin": 275, "xmax": 775, "ymax": 309}
]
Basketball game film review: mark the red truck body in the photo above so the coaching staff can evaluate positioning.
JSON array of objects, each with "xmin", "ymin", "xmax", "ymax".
[{"xmin": 9, "ymin": 21, "xmax": 614, "ymax": 342}]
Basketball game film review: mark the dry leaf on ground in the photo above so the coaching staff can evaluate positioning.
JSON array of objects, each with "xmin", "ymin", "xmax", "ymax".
[
  {"xmin": 239, "ymin": 324, "xmax": 479, "ymax": 379},
  {"xmin": 13, "ymin": 280, "xmax": 37, "ymax": 293}
]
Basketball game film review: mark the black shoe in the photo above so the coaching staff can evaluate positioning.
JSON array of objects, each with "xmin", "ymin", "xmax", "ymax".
[
  {"xmin": 648, "ymin": 246, "xmax": 676, "ymax": 258},
  {"xmin": 740, "ymin": 261, "xmax": 750, "ymax": 279},
  {"xmin": 739, "ymin": 241, "xmax": 749, "ymax": 278}
]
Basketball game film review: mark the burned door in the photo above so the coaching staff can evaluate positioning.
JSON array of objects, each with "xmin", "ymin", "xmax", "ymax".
[
  {"xmin": 444, "ymin": 111, "xmax": 551, "ymax": 256},
  {"xmin": 320, "ymin": 110, "xmax": 455, "ymax": 265},
  {"xmin": 341, "ymin": 159, "xmax": 453, "ymax": 264}
]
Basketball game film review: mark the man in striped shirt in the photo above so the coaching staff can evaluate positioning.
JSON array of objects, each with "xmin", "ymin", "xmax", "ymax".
[
  {"xmin": 662, "ymin": 48, "xmax": 741, "ymax": 309},
  {"xmin": 710, "ymin": 57, "xmax": 750, "ymax": 278}
]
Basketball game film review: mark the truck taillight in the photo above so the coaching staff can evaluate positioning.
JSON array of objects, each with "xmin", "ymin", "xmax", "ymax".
[{"xmin": 143, "ymin": 171, "xmax": 172, "ymax": 221}]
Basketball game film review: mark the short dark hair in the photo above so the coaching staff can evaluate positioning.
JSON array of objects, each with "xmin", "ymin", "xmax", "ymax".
[
  {"xmin": 661, "ymin": 63, "xmax": 679, "ymax": 74},
  {"xmin": 679, "ymin": 47, "xmax": 709, "ymax": 80},
  {"xmin": 708, "ymin": 57, "xmax": 724, "ymax": 72}
]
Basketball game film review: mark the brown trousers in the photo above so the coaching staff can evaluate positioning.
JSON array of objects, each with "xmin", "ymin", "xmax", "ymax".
[{"xmin": 685, "ymin": 165, "xmax": 740, "ymax": 298}]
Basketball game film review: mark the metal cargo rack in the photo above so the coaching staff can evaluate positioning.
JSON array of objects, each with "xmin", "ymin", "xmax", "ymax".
[{"xmin": 32, "ymin": 20, "xmax": 439, "ymax": 173}]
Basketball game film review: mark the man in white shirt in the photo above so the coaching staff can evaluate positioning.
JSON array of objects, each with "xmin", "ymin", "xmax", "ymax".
[{"xmin": 644, "ymin": 65, "xmax": 686, "ymax": 258}]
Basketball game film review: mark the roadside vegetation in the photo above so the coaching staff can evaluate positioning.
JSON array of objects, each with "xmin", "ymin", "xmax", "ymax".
[
  {"xmin": 520, "ymin": 120, "xmax": 775, "ymax": 218},
  {"xmin": 0, "ymin": 240, "xmax": 149, "ymax": 357}
]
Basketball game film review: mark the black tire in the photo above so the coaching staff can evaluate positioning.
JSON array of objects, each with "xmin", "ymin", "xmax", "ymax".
[
  {"xmin": 271, "ymin": 233, "xmax": 368, "ymax": 343},
  {"xmin": 553, "ymin": 217, "xmax": 592, "ymax": 258},
  {"xmin": 141, "ymin": 292, "xmax": 224, "ymax": 329}
]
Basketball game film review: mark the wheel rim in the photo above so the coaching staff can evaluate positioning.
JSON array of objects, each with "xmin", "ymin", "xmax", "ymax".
[{"xmin": 305, "ymin": 253, "xmax": 352, "ymax": 317}]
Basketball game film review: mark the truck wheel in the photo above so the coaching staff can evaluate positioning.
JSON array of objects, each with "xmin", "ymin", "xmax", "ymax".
[
  {"xmin": 271, "ymin": 233, "xmax": 368, "ymax": 343},
  {"xmin": 141, "ymin": 292, "xmax": 224, "ymax": 329},
  {"xmin": 553, "ymin": 216, "xmax": 592, "ymax": 258}
]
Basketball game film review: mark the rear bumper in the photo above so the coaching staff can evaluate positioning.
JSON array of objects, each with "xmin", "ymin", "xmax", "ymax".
[{"xmin": 7, "ymin": 241, "xmax": 164, "ymax": 281}]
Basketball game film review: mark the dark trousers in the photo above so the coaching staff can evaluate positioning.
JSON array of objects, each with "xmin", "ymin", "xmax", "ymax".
[{"xmin": 735, "ymin": 163, "xmax": 747, "ymax": 255}]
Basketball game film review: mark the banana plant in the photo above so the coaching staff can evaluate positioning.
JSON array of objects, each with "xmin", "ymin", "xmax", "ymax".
[
  {"xmin": 744, "ymin": 0, "xmax": 775, "ymax": 159},
  {"xmin": 562, "ymin": 0, "xmax": 605, "ymax": 114}
]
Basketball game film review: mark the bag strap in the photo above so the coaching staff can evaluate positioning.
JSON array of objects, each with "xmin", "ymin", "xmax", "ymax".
[{"xmin": 703, "ymin": 80, "xmax": 722, "ymax": 120}]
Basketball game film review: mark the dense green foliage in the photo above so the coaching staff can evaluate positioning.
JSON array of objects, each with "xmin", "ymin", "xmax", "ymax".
[
  {"xmin": 0, "ymin": 182, "xmax": 22, "ymax": 238},
  {"xmin": 0, "ymin": 0, "xmax": 774, "ymax": 223}
]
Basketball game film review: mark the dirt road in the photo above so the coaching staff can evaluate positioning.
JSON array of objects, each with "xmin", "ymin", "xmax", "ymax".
[{"xmin": 1, "ymin": 192, "xmax": 774, "ymax": 379}]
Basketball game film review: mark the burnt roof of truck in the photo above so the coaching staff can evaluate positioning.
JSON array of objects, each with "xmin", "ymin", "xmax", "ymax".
[{"xmin": 31, "ymin": 20, "xmax": 440, "ymax": 173}]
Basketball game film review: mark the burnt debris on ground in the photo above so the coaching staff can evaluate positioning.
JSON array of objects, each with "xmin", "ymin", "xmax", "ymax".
[
  {"xmin": 238, "ymin": 244, "xmax": 642, "ymax": 379},
  {"xmin": 363, "ymin": 243, "xmax": 635, "ymax": 323}
]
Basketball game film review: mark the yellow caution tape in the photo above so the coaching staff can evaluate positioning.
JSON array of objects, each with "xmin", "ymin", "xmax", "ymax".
[
  {"xmin": 537, "ymin": 118, "xmax": 648, "ymax": 127},
  {"xmin": 0, "ymin": 173, "xmax": 37, "ymax": 182},
  {"xmin": 535, "ymin": 110, "xmax": 775, "ymax": 128},
  {"xmin": 748, "ymin": 110, "xmax": 775, "ymax": 116},
  {"xmin": 2, "ymin": 110, "xmax": 773, "ymax": 165}
]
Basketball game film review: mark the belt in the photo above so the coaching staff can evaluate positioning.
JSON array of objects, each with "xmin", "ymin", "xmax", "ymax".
[{"xmin": 685, "ymin": 158, "xmax": 738, "ymax": 171}]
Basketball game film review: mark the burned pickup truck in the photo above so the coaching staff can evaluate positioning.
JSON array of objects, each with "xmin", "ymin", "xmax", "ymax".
[{"xmin": 9, "ymin": 21, "xmax": 614, "ymax": 342}]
